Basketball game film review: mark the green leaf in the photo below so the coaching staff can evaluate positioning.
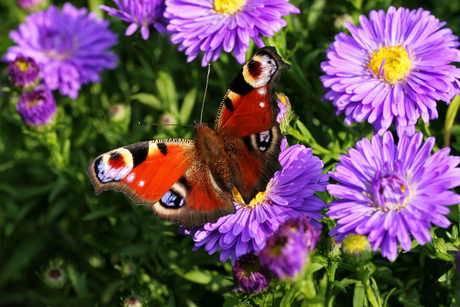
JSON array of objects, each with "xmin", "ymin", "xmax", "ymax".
[
  {"xmin": 333, "ymin": 280, "xmax": 348, "ymax": 294},
  {"xmin": 444, "ymin": 95, "xmax": 460, "ymax": 147},
  {"xmin": 353, "ymin": 281, "xmax": 365, "ymax": 307},
  {"xmin": 156, "ymin": 71, "xmax": 178, "ymax": 114},
  {"xmin": 280, "ymin": 286, "xmax": 297, "ymax": 307},
  {"xmin": 81, "ymin": 207, "xmax": 116, "ymax": 221},
  {"xmin": 179, "ymin": 87, "xmax": 197, "ymax": 124},
  {"xmin": 14, "ymin": 183, "xmax": 55, "ymax": 201},
  {"xmin": 46, "ymin": 198, "xmax": 68, "ymax": 223},
  {"xmin": 383, "ymin": 288, "xmax": 397, "ymax": 307},
  {"xmin": 438, "ymin": 267, "xmax": 455, "ymax": 282},
  {"xmin": 131, "ymin": 93, "xmax": 163, "ymax": 110},
  {"xmin": 182, "ymin": 270, "xmax": 213, "ymax": 285},
  {"xmin": 119, "ymin": 243, "xmax": 149, "ymax": 256},
  {"xmin": 370, "ymin": 277, "xmax": 383, "ymax": 306},
  {"xmin": 48, "ymin": 175, "xmax": 68, "ymax": 203},
  {"xmin": 263, "ymin": 292, "xmax": 275, "ymax": 307},
  {"xmin": 398, "ymin": 287, "xmax": 420, "ymax": 307},
  {"xmin": 0, "ymin": 238, "xmax": 45, "ymax": 285},
  {"xmin": 101, "ymin": 279, "xmax": 123, "ymax": 304},
  {"xmin": 68, "ymin": 266, "xmax": 89, "ymax": 295}
]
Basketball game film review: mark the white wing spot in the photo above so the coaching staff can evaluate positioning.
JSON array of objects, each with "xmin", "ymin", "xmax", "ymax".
[
  {"xmin": 257, "ymin": 88, "xmax": 267, "ymax": 95},
  {"xmin": 259, "ymin": 102, "xmax": 265, "ymax": 108},
  {"xmin": 126, "ymin": 173, "xmax": 135, "ymax": 183},
  {"xmin": 139, "ymin": 180, "xmax": 145, "ymax": 187}
]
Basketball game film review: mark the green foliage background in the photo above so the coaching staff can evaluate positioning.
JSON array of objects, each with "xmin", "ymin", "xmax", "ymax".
[{"xmin": 1, "ymin": 0, "xmax": 459, "ymax": 306}]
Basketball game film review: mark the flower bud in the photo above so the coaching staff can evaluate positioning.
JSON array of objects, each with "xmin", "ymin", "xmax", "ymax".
[
  {"xmin": 232, "ymin": 253, "xmax": 270, "ymax": 293},
  {"xmin": 16, "ymin": 86, "xmax": 56, "ymax": 126},
  {"xmin": 7, "ymin": 55, "xmax": 40, "ymax": 90},
  {"xmin": 341, "ymin": 234, "xmax": 372, "ymax": 266},
  {"xmin": 43, "ymin": 266, "xmax": 66, "ymax": 288}
]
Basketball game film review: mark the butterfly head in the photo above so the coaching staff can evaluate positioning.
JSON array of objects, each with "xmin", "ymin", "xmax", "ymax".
[{"xmin": 194, "ymin": 120, "xmax": 209, "ymax": 132}]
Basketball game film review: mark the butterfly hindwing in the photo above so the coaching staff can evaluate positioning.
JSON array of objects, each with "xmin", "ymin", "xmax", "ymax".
[
  {"xmin": 234, "ymin": 124, "xmax": 283, "ymax": 203},
  {"xmin": 152, "ymin": 161, "xmax": 235, "ymax": 229}
]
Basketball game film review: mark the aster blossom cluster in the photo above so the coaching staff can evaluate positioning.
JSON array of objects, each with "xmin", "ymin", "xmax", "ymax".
[
  {"xmin": 6, "ymin": 54, "xmax": 57, "ymax": 126},
  {"xmin": 16, "ymin": 86, "xmax": 57, "ymax": 126},
  {"xmin": 100, "ymin": 0, "xmax": 166, "ymax": 40},
  {"xmin": 182, "ymin": 138, "xmax": 328, "ymax": 263},
  {"xmin": 5, "ymin": 3, "xmax": 118, "ymax": 99},
  {"xmin": 321, "ymin": 6, "xmax": 460, "ymax": 137},
  {"xmin": 327, "ymin": 131, "xmax": 460, "ymax": 261},
  {"xmin": 232, "ymin": 252, "xmax": 270, "ymax": 293},
  {"xmin": 7, "ymin": 55, "xmax": 40, "ymax": 90},
  {"xmin": 164, "ymin": 0, "xmax": 300, "ymax": 66},
  {"xmin": 15, "ymin": 0, "xmax": 48, "ymax": 11},
  {"xmin": 258, "ymin": 215, "xmax": 320, "ymax": 279}
]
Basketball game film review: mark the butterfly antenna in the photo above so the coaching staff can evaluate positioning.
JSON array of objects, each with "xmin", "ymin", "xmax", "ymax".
[{"xmin": 199, "ymin": 63, "xmax": 212, "ymax": 124}]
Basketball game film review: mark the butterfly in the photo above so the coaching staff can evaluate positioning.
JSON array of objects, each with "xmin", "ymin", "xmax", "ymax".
[{"xmin": 87, "ymin": 47, "xmax": 290, "ymax": 229}]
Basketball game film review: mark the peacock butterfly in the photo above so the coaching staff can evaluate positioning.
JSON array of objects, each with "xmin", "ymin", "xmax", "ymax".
[{"xmin": 87, "ymin": 47, "xmax": 290, "ymax": 229}]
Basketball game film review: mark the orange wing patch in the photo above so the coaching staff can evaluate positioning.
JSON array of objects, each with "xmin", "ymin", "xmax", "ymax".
[{"xmin": 87, "ymin": 140, "xmax": 195, "ymax": 205}]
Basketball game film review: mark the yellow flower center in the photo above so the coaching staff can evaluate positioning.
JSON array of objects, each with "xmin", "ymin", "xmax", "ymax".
[
  {"xmin": 367, "ymin": 45, "xmax": 411, "ymax": 84},
  {"xmin": 26, "ymin": 99, "xmax": 40, "ymax": 107},
  {"xmin": 231, "ymin": 183, "xmax": 272, "ymax": 209},
  {"xmin": 214, "ymin": 0, "xmax": 246, "ymax": 15},
  {"xmin": 277, "ymin": 93, "xmax": 288, "ymax": 107},
  {"xmin": 17, "ymin": 60, "xmax": 30, "ymax": 72},
  {"xmin": 342, "ymin": 234, "xmax": 370, "ymax": 253},
  {"xmin": 269, "ymin": 239, "xmax": 287, "ymax": 256},
  {"xmin": 243, "ymin": 262, "xmax": 260, "ymax": 278}
]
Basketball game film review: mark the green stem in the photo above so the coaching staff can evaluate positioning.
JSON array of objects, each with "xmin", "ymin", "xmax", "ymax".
[
  {"xmin": 300, "ymin": 263, "xmax": 325, "ymax": 307},
  {"xmin": 362, "ymin": 278, "xmax": 379, "ymax": 307},
  {"xmin": 444, "ymin": 95, "xmax": 460, "ymax": 148},
  {"xmin": 356, "ymin": 268, "xmax": 380, "ymax": 307},
  {"xmin": 327, "ymin": 261, "xmax": 338, "ymax": 301},
  {"xmin": 287, "ymin": 127, "xmax": 331, "ymax": 155}
]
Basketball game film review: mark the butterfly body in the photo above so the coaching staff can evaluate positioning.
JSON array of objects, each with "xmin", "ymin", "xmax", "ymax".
[{"xmin": 87, "ymin": 47, "xmax": 290, "ymax": 229}]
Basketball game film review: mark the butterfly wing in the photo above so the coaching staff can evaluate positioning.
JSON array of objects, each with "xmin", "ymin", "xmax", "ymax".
[
  {"xmin": 214, "ymin": 47, "xmax": 290, "ymax": 203},
  {"xmin": 87, "ymin": 47, "xmax": 289, "ymax": 228},
  {"xmin": 214, "ymin": 47, "xmax": 290, "ymax": 136},
  {"xmin": 87, "ymin": 139, "xmax": 235, "ymax": 229}
]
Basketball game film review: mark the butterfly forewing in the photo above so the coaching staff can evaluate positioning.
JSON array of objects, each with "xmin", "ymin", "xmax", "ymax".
[
  {"xmin": 214, "ymin": 47, "xmax": 290, "ymax": 136},
  {"xmin": 88, "ymin": 139, "xmax": 195, "ymax": 203},
  {"xmin": 213, "ymin": 47, "xmax": 290, "ymax": 203}
]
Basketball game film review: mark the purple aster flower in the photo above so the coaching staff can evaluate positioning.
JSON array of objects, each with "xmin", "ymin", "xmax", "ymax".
[
  {"xmin": 258, "ymin": 215, "xmax": 320, "ymax": 279},
  {"xmin": 16, "ymin": 0, "xmax": 48, "ymax": 11},
  {"xmin": 164, "ymin": 0, "xmax": 300, "ymax": 66},
  {"xmin": 5, "ymin": 3, "xmax": 118, "ymax": 99},
  {"xmin": 100, "ymin": 0, "xmax": 166, "ymax": 40},
  {"xmin": 7, "ymin": 54, "xmax": 40, "ymax": 90},
  {"xmin": 327, "ymin": 131, "xmax": 460, "ymax": 261},
  {"xmin": 320, "ymin": 6, "xmax": 460, "ymax": 137},
  {"xmin": 181, "ymin": 139, "xmax": 328, "ymax": 263},
  {"xmin": 17, "ymin": 86, "xmax": 56, "ymax": 126},
  {"xmin": 232, "ymin": 252, "xmax": 270, "ymax": 293},
  {"xmin": 276, "ymin": 93, "xmax": 292, "ymax": 134}
]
